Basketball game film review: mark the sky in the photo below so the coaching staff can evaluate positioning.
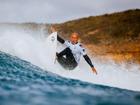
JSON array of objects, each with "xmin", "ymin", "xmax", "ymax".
[{"xmin": 0, "ymin": 0, "xmax": 139, "ymax": 23}]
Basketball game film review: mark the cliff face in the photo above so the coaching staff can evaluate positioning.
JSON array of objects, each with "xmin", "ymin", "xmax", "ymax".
[{"xmin": 54, "ymin": 9, "xmax": 140, "ymax": 63}]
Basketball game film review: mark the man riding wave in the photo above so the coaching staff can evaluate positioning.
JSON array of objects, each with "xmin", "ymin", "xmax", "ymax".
[{"xmin": 51, "ymin": 26, "xmax": 97, "ymax": 74}]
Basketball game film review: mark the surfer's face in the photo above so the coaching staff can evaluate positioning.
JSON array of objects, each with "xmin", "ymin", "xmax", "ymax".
[{"xmin": 70, "ymin": 33, "xmax": 79, "ymax": 44}]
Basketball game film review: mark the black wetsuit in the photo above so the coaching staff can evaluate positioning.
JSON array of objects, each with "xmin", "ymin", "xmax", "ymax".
[{"xmin": 57, "ymin": 35, "xmax": 94, "ymax": 70}]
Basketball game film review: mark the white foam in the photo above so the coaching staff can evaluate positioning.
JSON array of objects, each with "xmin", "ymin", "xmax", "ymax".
[{"xmin": 0, "ymin": 24, "xmax": 140, "ymax": 91}]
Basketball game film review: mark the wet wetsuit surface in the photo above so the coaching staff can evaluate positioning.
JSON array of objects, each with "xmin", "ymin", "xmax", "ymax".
[{"xmin": 57, "ymin": 35, "xmax": 94, "ymax": 70}]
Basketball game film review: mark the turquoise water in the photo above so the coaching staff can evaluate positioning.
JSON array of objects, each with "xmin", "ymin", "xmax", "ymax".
[{"xmin": 0, "ymin": 51, "xmax": 140, "ymax": 105}]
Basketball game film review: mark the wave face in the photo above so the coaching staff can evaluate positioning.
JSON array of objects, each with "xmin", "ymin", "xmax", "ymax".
[
  {"xmin": 0, "ymin": 51, "xmax": 140, "ymax": 105},
  {"xmin": 0, "ymin": 23, "xmax": 140, "ymax": 92}
]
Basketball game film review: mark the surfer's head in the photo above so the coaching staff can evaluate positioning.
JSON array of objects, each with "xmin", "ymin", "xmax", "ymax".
[{"xmin": 70, "ymin": 32, "xmax": 79, "ymax": 44}]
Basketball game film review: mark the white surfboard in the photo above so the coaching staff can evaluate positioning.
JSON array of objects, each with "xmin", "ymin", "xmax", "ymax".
[{"xmin": 45, "ymin": 32, "xmax": 57, "ymax": 65}]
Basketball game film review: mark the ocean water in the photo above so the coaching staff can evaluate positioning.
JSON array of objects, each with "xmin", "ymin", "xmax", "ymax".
[{"xmin": 0, "ymin": 51, "xmax": 140, "ymax": 105}]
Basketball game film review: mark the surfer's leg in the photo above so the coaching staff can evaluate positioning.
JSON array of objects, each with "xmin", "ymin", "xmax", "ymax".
[
  {"xmin": 56, "ymin": 47, "xmax": 78, "ymax": 70},
  {"xmin": 56, "ymin": 53, "xmax": 70, "ymax": 68},
  {"xmin": 65, "ymin": 48, "xmax": 77, "ymax": 62},
  {"xmin": 56, "ymin": 47, "xmax": 69, "ymax": 57},
  {"xmin": 57, "ymin": 48, "xmax": 75, "ymax": 61}
]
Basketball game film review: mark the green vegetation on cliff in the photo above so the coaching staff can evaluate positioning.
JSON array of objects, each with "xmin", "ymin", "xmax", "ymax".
[{"xmin": 55, "ymin": 9, "xmax": 140, "ymax": 43}]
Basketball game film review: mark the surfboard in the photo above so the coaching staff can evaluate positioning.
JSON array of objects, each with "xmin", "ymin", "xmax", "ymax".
[{"xmin": 45, "ymin": 32, "xmax": 57, "ymax": 65}]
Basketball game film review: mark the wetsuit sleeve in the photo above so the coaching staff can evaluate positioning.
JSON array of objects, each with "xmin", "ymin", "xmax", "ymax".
[
  {"xmin": 57, "ymin": 34, "xmax": 65, "ymax": 44},
  {"xmin": 80, "ymin": 45, "xmax": 94, "ymax": 68},
  {"xmin": 83, "ymin": 55, "xmax": 94, "ymax": 68}
]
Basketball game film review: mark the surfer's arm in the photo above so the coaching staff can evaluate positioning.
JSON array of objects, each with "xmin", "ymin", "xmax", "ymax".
[
  {"xmin": 80, "ymin": 46, "xmax": 94, "ymax": 67},
  {"xmin": 83, "ymin": 55, "xmax": 98, "ymax": 74},
  {"xmin": 57, "ymin": 35, "xmax": 65, "ymax": 44},
  {"xmin": 83, "ymin": 55, "xmax": 94, "ymax": 68}
]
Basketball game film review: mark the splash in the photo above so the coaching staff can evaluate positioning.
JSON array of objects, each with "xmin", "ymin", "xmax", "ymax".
[{"xmin": 0, "ymin": 23, "xmax": 140, "ymax": 91}]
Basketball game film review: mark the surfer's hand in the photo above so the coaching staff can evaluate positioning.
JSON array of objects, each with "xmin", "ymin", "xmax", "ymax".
[
  {"xmin": 50, "ymin": 26, "xmax": 57, "ymax": 33},
  {"xmin": 91, "ymin": 67, "xmax": 97, "ymax": 75}
]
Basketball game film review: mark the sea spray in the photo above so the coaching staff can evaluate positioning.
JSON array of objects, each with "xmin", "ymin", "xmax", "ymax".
[{"xmin": 0, "ymin": 23, "xmax": 140, "ymax": 91}]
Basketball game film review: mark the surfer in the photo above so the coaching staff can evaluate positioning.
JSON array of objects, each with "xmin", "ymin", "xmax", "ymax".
[{"xmin": 51, "ymin": 26, "xmax": 97, "ymax": 74}]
